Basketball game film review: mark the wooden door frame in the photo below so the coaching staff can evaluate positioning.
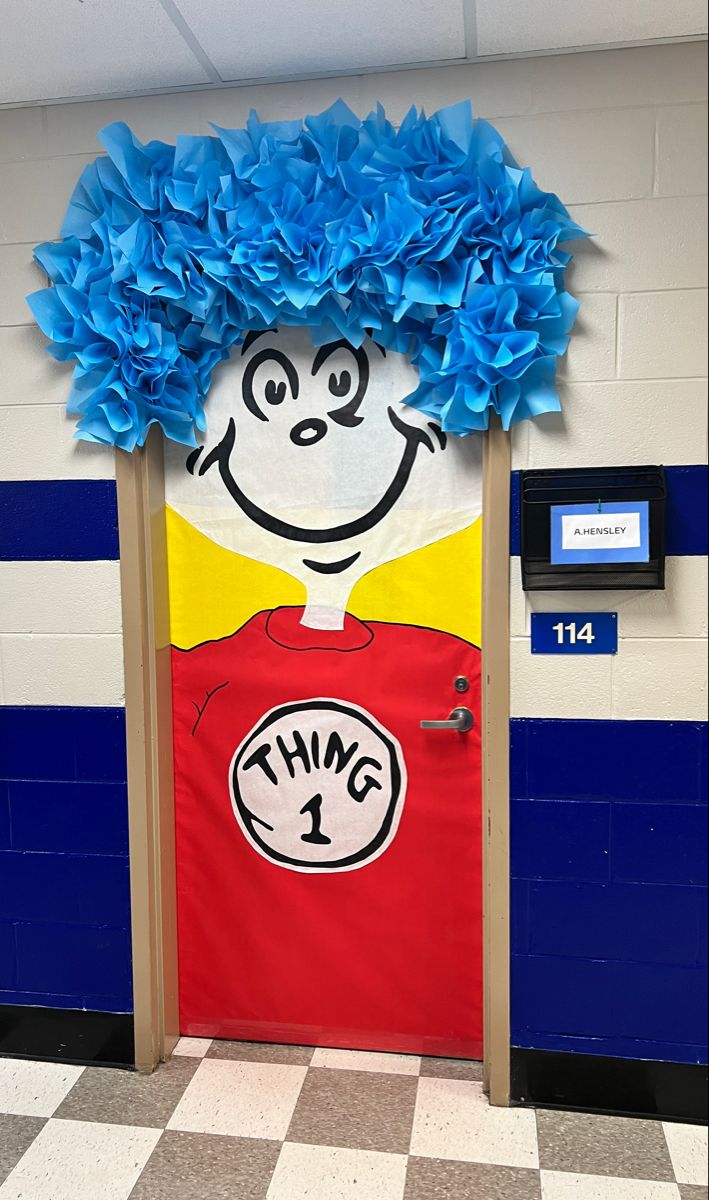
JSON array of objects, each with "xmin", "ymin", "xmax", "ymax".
[
  {"xmin": 116, "ymin": 424, "xmax": 511, "ymax": 1096},
  {"xmin": 481, "ymin": 423, "xmax": 512, "ymax": 1106},
  {"xmin": 116, "ymin": 432, "xmax": 179, "ymax": 1073}
]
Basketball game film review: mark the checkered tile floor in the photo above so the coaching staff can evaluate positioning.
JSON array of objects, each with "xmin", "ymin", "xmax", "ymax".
[{"xmin": 0, "ymin": 1040, "xmax": 706, "ymax": 1199}]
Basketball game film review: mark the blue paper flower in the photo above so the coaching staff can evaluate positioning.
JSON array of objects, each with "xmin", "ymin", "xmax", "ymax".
[{"xmin": 27, "ymin": 100, "xmax": 588, "ymax": 446}]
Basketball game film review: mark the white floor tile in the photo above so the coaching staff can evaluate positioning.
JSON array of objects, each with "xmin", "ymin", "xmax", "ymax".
[
  {"xmin": 0, "ymin": 1118, "xmax": 161, "ymax": 1200},
  {"xmin": 173, "ymin": 1037, "xmax": 213, "ymax": 1058},
  {"xmin": 167, "ymin": 1058, "xmax": 307, "ymax": 1140},
  {"xmin": 540, "ymin": 1171, "xmax": 680, "ymax": 1199},
  {"xmin": 662, "ymin": 1121, "xmax": 709, "ymax": 1185},
  {"xmin": 267, "ymin": 1142, "xmax": 408, "ymax": 1200},
  {"xmin": 310, "ymin": 1048, "xmax": 421, "ymax": 1076},
  {"xmin": 0, "ymin": 1059, "xmax": 84, "ymax": 1117},
  {"xmin": 410, "ymin": 1078, "xmax": 539, "ymax": 1169}
]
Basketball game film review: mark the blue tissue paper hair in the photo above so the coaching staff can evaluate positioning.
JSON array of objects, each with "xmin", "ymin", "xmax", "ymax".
[{"xmin": 27, "ymin": 100, "xmax": 588, "ymax": 449}]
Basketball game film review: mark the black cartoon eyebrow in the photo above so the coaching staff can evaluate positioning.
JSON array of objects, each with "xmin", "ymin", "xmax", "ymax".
[
  {"xmin": 241, "ymin": 347, "xmax": 300, "ymax": 422},
  {"xmin": 311, "ymin": 339, "xmax": 369, "ymax": 428},
  {"xmin": 311, "ymin": 339, "xmax": 356, "ymax": 376},
  {"xmin": 241, "ymin": 329, "xmax": 277, "ymax": 355},
  {"xmin": 242, "ymin": 330, "xmax": 384, "ymax": 358}
]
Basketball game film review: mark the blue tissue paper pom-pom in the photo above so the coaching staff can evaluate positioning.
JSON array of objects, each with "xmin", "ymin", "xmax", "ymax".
[{"xmin": 27, "ymin": 99, "xmax": 588, "ymax": 448}]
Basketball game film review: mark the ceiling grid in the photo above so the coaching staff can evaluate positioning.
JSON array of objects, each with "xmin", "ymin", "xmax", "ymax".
[
  {"xmin": 0, "ymin": 0, "xmax": 705, "ymax": 108},
  {"xmin": 155, "ymin": 0, "xmax": 223, "ymax": 84}
]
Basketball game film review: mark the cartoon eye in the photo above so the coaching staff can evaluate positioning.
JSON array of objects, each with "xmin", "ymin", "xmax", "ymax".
[
  {"xmin": 242, "ymin": 349, "xmax": 299, "ymax": 422},
  {"xmin": 312, "ymin": 341, "xmax": 369, "ymax": 429},
  {"xmin": 265, "ymin": 379, "xmax": 287, "ymax": 406},
  {"xmin": 328, "ymin": 370, "xmax": 351, "ymax": 398}
]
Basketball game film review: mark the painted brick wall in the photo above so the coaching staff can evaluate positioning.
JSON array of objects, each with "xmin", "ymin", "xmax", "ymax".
[
  {"xmin": 0, "ymin": 42, "xmax": 707, "ymax": 1035},
  {"xmin": 0, "ymin": 476, "xmax": 131, "ymax": 1009},
  {"xmin": 504, "ymin": 44, "xmax": 708, "ymax": 1065},
  {"xmin": 0, "ymin": 706, "xmax": 132, "ymax": 1009},
  {"xmin": 510, "ymin": 718, "xmax": 708, "ymax": 1064},
  {"xmin": 0, "ymin": 112, "xmax": 129, "ymax": 1010}
]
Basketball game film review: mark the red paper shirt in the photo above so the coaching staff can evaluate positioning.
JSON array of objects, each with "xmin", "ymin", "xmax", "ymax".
[{"xmin": 172, "ymin": 607, "xmax": 483, "ymax": 1057}]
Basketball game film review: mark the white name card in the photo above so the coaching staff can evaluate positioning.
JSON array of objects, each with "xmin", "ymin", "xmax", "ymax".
[{"xmin": 561, "ymin": 511, "xmax": 642, "ymax": 552}]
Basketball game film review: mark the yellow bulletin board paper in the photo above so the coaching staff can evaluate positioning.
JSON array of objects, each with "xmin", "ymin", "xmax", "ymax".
[{"xmin": 166, "ymin": 505, "xmax": 482, "ymax": 651}]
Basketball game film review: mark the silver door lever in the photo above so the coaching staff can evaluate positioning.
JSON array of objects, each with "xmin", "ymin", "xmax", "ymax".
[{"xmin": 420, "ymin": 707, "xmax": 474, "ymax": 733}]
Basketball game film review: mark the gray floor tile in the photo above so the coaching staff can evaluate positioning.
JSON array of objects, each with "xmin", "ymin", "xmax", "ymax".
[
  {"xmin": 128, "ymin": 1130, "xmax": 280, "ymax": 1199},
  {"xmin": 286, "ymin": 1067, "xmax": 418, "ymax": 1154},
  {"xmin": 54, "ymin": 1057, "xmax": 200, "ymax": 1129},
  {"xmin": 679, "ymin": 1189, "xmax": 709, "ymax": 1200},
  {"xmin": 536, "ymin": 1109, "xmax": 675, "ymax": 1181},
  {"xmin": 207, "ymin": 1040, "xmax": 314, "ymax": 1066},
  {"xmin": 419, "ymin": 1057, "xmax": 484, "ymax": 1081},
  {"xmin": 404, "ymin": 1156, "xmax": 542, "ymax": 1198},
  {"xmin": 0, "ymin": 1113, "xmax": 46, "ymax": 1182}
]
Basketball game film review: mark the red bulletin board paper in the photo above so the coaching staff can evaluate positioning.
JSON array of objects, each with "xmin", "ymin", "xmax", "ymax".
[{"xmin": 172, "ymin": 607, "xmax": 483, "ymax": 1059}]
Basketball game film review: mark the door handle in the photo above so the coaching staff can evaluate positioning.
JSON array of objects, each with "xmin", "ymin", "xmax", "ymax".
[{"xmin": 420, "ymin": 707, "xmax": 474, "ymax": 733}]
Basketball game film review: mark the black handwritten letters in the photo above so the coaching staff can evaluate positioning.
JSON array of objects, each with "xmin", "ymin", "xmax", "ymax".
[{"xmin": 230, "ymin": 700, "xmax": 405, "ymax": 872}]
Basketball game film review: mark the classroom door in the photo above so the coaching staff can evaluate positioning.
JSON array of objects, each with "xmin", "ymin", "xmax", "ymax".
[{"xmin": 164, "ymin": 326, "xmax": 484, "ymax": 1058}]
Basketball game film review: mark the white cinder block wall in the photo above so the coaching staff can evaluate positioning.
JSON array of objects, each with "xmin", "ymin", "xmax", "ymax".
[{"xmin": 0, "ymin": 41, "xmax": 707, "ymax": 715}]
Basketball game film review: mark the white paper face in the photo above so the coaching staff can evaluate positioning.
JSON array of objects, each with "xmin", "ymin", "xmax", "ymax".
[{"xmin": 165, "ymin": 327, "xmax": 483, "ymax": 612}]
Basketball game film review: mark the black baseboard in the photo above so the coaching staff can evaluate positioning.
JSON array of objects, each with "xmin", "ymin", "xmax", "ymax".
[
  {"xmin": 511, "ymin": 1047, "xmax": 708, "ymax": 1124},
  {"xmin": 0, "ymin": 1004, "xmax": 134, "ymax": 1069}
]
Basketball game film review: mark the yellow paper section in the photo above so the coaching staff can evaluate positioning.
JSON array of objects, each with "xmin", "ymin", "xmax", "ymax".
[
  {"xmin": 349, "ymin": 519, "xmax": 482, "ymax": 647},
  {"xmin": 166, "ymin": 506, "xmax": 305, "ymax": 649},
  {"xmin": 166, "ymin": 505, "xmax": 482, "ymax": 650}
]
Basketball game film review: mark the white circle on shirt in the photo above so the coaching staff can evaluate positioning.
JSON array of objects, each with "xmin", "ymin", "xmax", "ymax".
[{"xmin": 229, "ymin": 698, "xmax": 407, "ymax": 872}]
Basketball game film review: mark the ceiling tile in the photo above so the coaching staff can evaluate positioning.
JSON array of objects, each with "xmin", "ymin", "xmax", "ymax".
[
  {"xmin": 0, "ymin": 0, "xmax": 210, "ymax": 106},
  {"xmin": 172, "ymin": 0, "xmax": 466, "ymax": 81},
  {"xmin": 476, "ymin": 0, "xmax": 708, "ymax": 56}
]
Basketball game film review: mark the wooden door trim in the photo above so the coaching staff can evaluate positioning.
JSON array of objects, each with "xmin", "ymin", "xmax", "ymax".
[
  {"xmin": 482, "ymin": 422, "xmax": 512, "ymax": 1105},
  {"xmin": 117, "ymin": 424, "xmax": 511, "ymax": 1088},
  {"xmin": 116, "ymin": 432, "xmax": 179, "ymax": 1071}
]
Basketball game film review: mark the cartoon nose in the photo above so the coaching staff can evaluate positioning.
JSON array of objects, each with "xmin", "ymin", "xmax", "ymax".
[{"xmin": 290, "ymin": 418, "xmax": 328, "ymax": 447}]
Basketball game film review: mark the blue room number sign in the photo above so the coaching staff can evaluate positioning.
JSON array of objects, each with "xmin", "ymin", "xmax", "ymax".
[{"xmin": 531, "ymin": 612, "xmax": 618, "ymax": 654}]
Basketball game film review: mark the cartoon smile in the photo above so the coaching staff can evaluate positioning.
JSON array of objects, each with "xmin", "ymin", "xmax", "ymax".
[{"xmin": 195, "ymin": 405, "xmax": 439, "ymax": 548}]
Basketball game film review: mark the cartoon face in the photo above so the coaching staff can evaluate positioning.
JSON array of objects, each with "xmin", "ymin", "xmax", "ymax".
[{"xmin": 164, "ymin": 327, "xmax": 482, "ymax": 618}]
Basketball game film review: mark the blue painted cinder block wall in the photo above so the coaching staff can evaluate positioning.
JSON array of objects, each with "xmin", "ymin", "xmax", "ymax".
[
  {"xmin": 511, "ymin": 718, "xmax": 708, "ymax": 1064},
  {"xmin": 0, "ymin": 480, "xmax": 132, "ymax": 1013},
  {"xmin": 510, "ymin": 465, "xmax": 709, "ymax": 1067}
]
